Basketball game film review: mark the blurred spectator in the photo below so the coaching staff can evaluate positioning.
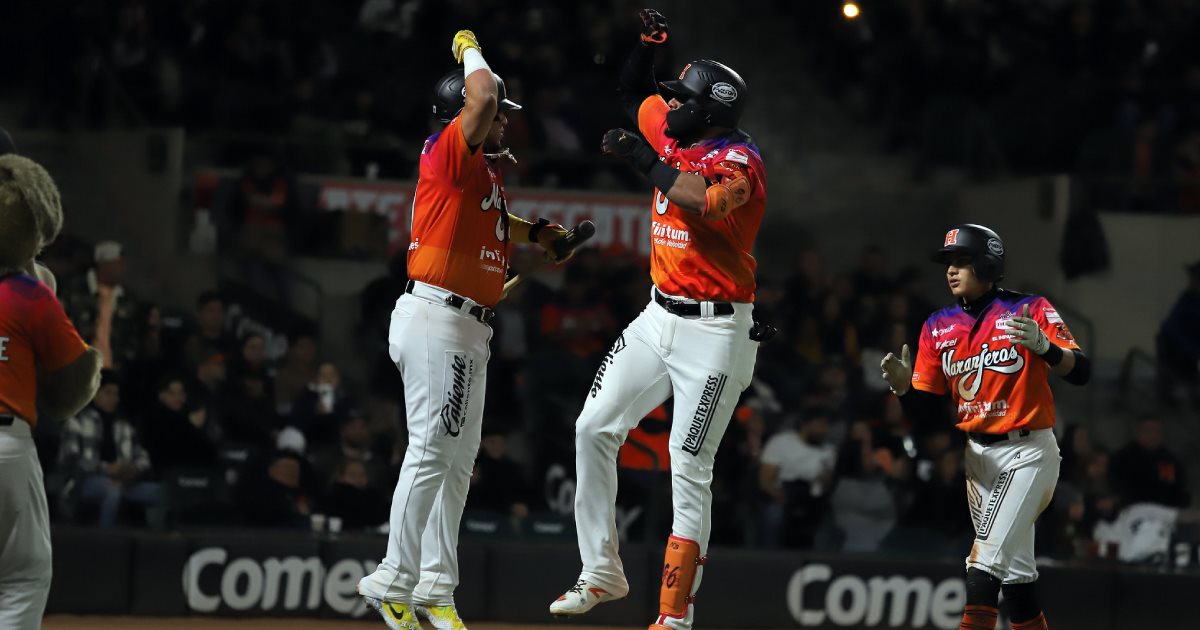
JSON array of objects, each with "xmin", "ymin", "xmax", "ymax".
[
  {"xmin": 140, "ymin": 375, "xmax": 218, "ymax": 472},
  {"xmin": 237, "ymin": 450, "xmax": 313, "ymax": 528},
  {"xmin": 58, "ymin": 370, "xmax": 160, "ymax": 527},
  {"xmin": 901, "ymin": 449, "xmax": 971, "ymax": 547},
  {"xmin": 60, "ymin": 241, "xmax": 146, "ymax": 369},
  {"xmin": 186, "ymin": 349, "xmax": 228, "ymax": 444},
  {"xmin": 466, "ymin": 427, "xmax": 533, "ymax": 519},
  {"xmin": 222, "ymin": 354, "xmax": 280, "ymax": 451},
  {"xmin": 310, "ymin": 414, "xmax": 387, "ymax": 490},
  {"xmin": 1110, "ymin": 415, "xmax": 1189, "ymax": 508},
  {"xmin": 320, "ymin": 458, "xmax": 387, "ymax": 530},
  {"xmin": 757, "ymin": 409, "xmax": 836, "ymax": 548},
  {"xmin": 1060, "ymin": 424, "xmax": 1095, "ymax": 484},
  {"xmin": 830, "ymin": 420, "xmax": 899, "ymax": 552},
  {"xmin": 290, "ymin": 361, "xmax": 356, "ymax": 445},
  {"xmin": 275, "ymin": 333, "xmax": 319, "ymax": 413},
  {"xmin": 183, "ymin": 291, "xmax": 237, "ymax": 367},
  {"xmin": 1157, "ymin": 260, "xmax": 1200, "ymax": 406}
]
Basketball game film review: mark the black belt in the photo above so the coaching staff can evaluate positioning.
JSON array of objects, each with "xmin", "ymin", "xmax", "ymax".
[
  {"xmin": 0, "ymin": 415, "xmax": 14, "ymax": 427},
  {"xmin": 405, "ymin": 280, "xmax": 495, "ymax": 324},
  {"xmin": 653, "ymin": 288, "xmax": 734, "ymax": 318},
  {"xmin": 968, "ymin": 429, "xmax": 1030, "ymax": 446}
]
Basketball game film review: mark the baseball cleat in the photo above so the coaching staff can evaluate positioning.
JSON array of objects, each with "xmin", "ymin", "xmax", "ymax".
[
  {"xmin": 415, "ymin": 603, "xmax": 469, "ymax": 629},
  {"xmin": 549, "ymin": 579, "xmax": 626, "ymax": 616},
  {"xmin": 361, "ymin": 595, "xmax": 420, "ymax": 630}
]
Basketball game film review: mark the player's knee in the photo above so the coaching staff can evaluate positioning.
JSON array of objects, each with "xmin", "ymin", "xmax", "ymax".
[
  {"xmin": 1002, "ymin": 581, "xmax": 1042, "ymax": 623},
  {"xmin": 965, "ymin": 567, "xmax": 1002, "ymax": 607}
]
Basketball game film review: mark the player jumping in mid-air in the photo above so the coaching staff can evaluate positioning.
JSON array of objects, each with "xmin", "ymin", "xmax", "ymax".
[
  {"xmin": 0, "ymin": 151, "xmax": 103, "ymax": 630},
  {"xmin": 549, "ymin": 9, "xmax": 768, "ymax": 630},
  {"xmin": 356, "ymin": 30, "xmax": 572, "ymax": 630},
  {"xmin": 880, "ymin": 224, "xmax": 1091, "ymax": 630}
]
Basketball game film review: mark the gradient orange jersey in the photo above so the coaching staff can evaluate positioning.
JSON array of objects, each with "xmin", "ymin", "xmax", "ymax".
[
  {"xmin": 407, "ymin": 115, "xmax": 511, "ymax": 306},
  {"xmin": 637, "ymin": 96, "xmax": 766, "ymax": 302},
  {"xmin": 0, "ymin": 274, "xmax": 89, "ymax": 427},
  {"xmin": 910, "ymin": 290, "xmax": 1081, "ymax": 434}
]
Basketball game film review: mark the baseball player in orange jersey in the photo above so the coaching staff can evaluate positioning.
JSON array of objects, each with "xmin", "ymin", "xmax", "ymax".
[
  {"xmin": 0, "ymin": 154, "xmax": 103, "ymax": 630},
  {"xmin": 549, "ymin": 10, "xmax": 767, "ymax": 630},
  {"xmin": 356, "ymin": 30, "xmax": 571, "ymax": 630},
  {"xmin": 881, "ymin": 224, "xmax": 1092, "ymax": 630}
]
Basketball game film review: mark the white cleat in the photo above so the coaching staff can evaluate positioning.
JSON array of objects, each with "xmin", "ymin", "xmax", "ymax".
[{"xmin": 549, "ymin": 579, "xmax": 627, "ymax": 616}]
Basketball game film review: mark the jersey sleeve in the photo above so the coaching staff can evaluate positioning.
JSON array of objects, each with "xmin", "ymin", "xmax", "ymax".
[
  {"xmin": 31, "ymin": 284, "xmax": 89, "ymax": 373},
  {"xmin": 699, "ymin": 145, "xmax": 762, "ymax": 216},
  {"xmin": 910, "ymin": 320, "xmax": 947, "ymax": 395},
  {"xmin": 637, "ymin": 95, "xmax": 670, "ymax": 152},
  {"xmin": 1030, "ymin": 297, "xmax": 1082, "ymax": 351},
  {"xmin": 424, "ymin": 115, "xmax": 479, "ymax": 183}
]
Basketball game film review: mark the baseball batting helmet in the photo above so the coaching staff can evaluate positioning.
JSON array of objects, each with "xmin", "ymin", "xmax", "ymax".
[
  {"xmin": 658, "ymin": 59, "xmax": 748, "ymax": 128},
  {"xmin": 432, "ymin": 70, "xmax": 522, "ymax": 124},
  {"xmin": 931, "ymin": 223, "xmax": 1006, "ymax": 282}
]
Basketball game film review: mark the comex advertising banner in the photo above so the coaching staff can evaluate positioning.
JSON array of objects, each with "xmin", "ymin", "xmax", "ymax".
[{"xmin": 48, "ymin": 528, "xmax": 1199, "ymax": 629}]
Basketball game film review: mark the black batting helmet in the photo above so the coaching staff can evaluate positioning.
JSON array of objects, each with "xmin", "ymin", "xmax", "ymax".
[
  {"xmin": 658, "ymin": 59, "xmax": 747, "ymax": 128},
  {"xmin": 930, "ymin": 223, "xmax": 1006, "ymax": 282},
  {"xmin": 432, "ymin": 70, "xmax": 522, "ymax": 124}
]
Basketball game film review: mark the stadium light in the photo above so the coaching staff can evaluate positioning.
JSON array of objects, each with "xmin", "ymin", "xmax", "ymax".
[{"xmin": 843, "ymin": 2, "xmax": 861, "ymax": 19}]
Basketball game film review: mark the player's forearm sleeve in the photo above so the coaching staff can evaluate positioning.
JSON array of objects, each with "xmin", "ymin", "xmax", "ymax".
[
  {"xmin": 619, "ymin": 44, "xmax": 656, "ymax": 121},
  {"xmin": 897, "ymin": 388, "xmax": 949, "ymax": 426},
  {"xmin": 1062, "ymin": 349, "xmax": 1091, "ymax": 385}
]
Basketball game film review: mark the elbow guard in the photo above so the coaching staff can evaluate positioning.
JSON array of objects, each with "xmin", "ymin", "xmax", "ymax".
[
  {"xmin": 702, "ymin": 163, "xmax": 751, "ymax": 221},
  {"xmin": 1063, "ymin": 349, "xmax": 1091, "ymax": 385}
]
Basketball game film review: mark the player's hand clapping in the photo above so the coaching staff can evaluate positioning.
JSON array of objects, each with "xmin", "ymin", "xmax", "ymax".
[
  {"xmin": 880, "ymin": 344, "xmax": 913, "ymax": 395},
  {"xmin": 1007, "ymin": 304, "xmax": 1051, "ymax": 355},
  {"xmin": 451, "ymin": 29, "xmax": 481, "ymax": 63},
  {"xmin": 638, "ymin": 9, "xmax": 669, "ymax": 45}
]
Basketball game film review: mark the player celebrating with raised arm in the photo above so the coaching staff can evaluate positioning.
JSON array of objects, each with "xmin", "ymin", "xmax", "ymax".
[
  {"xmin": 880, "ymin": 224, "xmax": 1091, "ymax": 630},
  {"xmin": 356, "ymin": 30, "xmax": 570, "ymax": 630},
  {"xmin": 549, "ymin": 9, "xmax": 767, "ymax": 630}
]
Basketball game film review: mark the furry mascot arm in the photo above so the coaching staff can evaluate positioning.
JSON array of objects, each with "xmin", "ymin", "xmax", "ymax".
[{"xmin": 38, "ymin": 347, "xmax": 103, "ymax": 421}]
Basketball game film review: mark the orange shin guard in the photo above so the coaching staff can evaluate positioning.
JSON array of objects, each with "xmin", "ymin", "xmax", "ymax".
[{"xmin": 658, "ymin": 535, "xmax": 707, "ymax": 619}]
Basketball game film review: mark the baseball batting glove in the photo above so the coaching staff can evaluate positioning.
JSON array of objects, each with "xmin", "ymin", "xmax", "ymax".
[
  {"xmin": 1007, "ymin": 303, "xmax": 1051, "ymax": 355},
  {"xmin": 602, "ymin": 128, "xmax": 659, "ymax": 172},
  {"xmin": 451, "ymin": 29, "xmax": 481, "ymax": 63},
  {"xmin": 880, "ymin": 344, "xmax": 913, "ymax": 395},
  {"xmin": 533, "ymin": 221, "xmax": 573, "ymax": 263},
  {"xmin": 639, "ymin": 9, "xmax": 669, "ymax": 45}
]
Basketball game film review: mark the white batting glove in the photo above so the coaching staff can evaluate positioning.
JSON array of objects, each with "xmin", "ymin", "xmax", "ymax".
[
  {"xmin": 880, "ymin": 344, "xmax": 913, "ymax": 395},
  {"xmin": 1006, "ymin": 303, "xmax": 1050, "ymax": 355}
]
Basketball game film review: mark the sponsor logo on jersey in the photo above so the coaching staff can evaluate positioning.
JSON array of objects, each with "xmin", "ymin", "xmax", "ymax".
[
  {"xmin": 1044, "ymin": 308, "xmax": 1063, "ymax": 324},
  {"xmin": 935, "ymin": 338, "xmax": 959, "ymax": 350},
  {"xmin": 480, "ymin": 181, "xmax": 505, "ymax": 212},
  {"xmin": 683, "ymin": 373, "xmax": 727, "ymax": 455},
  {"xmin": 440, "ymin": 353, "xmax": 474, "ymax": 437},
  {"xmin": 652, "ymin": 221, "xmax": 690, "ymax": 250},
  {"xmin": 991, "ymin": 334, "xmax": 1014, "ymax": 342},
  {"xmin": 407, "ymin": 238, "xmax": 419, "ymax": 252},
  {"xmin": 931, "ymin": 325, "xmax": 957, "ymax": 337},
  {"xmin": 725, "ymin": 148, "xmax": 750, "ymax": 165},
  {"xmin": 942, "ymin": 343, "xmax": 1025, "ymax": 402},
  {"xmin": 944, "ymin": 229, "xmax": 960, "ymax": 246},
  {"xmin": 479, "ymin": 245, "xmax": 507, "ymax": 275},
  {"xmin": 590, "ymin": 335, "xmax": 627, "ymax": 398},
  {"xmin": 958, "ymin": 399, "xmax": 1009, "ymax": 419}
]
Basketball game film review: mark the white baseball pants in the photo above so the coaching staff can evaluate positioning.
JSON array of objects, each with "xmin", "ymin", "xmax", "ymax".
[{"xmin": 0, "ymin": 420, "xmax": 52, "ymax": 630}]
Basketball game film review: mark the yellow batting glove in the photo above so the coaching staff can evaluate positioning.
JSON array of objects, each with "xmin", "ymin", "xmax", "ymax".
[{"xmin": 451, "ymin": 30, "xmax": 481, "ymax": 63}]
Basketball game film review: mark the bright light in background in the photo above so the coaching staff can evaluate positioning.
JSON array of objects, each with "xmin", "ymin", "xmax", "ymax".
[{"xmin": 843, "ymin": 2, "xmax": 861, "ymax": 19}]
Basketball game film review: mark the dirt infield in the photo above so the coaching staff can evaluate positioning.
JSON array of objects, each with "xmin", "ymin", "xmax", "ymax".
[{"xmin": 43, "ymin": 616, "xmax": 638, "ymax": 630}]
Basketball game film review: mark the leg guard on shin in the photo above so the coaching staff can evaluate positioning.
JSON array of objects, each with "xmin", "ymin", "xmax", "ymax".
[{"xmin": 657, "ymin": 534, "xmax": 706, "ymax": 622}]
